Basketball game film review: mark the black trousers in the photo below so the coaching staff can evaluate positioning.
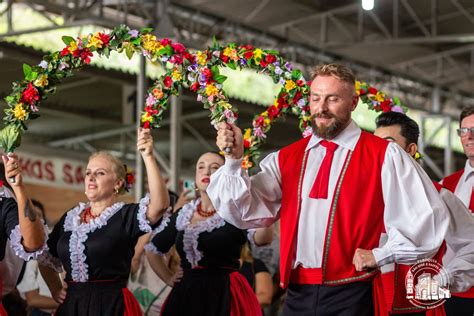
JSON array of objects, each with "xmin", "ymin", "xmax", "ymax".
[
  {"xmin": 444, "ymin": 296, "xmax": 474, "ymax": 316},
  {"xmin": 283, "ymin": 282, "xmax": 374, "ymax": 316}
]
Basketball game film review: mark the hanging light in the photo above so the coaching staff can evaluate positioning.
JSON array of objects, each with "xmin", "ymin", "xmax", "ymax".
[{"xmin": 362, "ymin": 0, "xmax": 374, "ymax": 11}]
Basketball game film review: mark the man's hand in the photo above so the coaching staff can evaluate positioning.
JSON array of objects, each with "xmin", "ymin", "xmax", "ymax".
[
  {"xmin": 216, "ymin": 122, "xmax": 244, "ymax": 159},
  {"xmin": 352, "ymin": 248, "xmax": 377, "ymax": 271}
]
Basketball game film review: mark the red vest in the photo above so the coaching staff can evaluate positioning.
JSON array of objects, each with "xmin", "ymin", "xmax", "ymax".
[
  {"xmin": 441, "ymin": 169, "xmax": 474, "ymax": 299},
  {"xmin": 278, "ymin": 131, "xmax": 388, "ymax": 288}
]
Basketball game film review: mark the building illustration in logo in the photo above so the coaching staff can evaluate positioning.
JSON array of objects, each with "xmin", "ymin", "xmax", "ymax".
[
  {"xmin": 413, "ymin": 272, "xmax": 451, "ymax": 301},
  {"xmin": 406, "ymin": 270, "xmax": 414, "ymax": 299}
]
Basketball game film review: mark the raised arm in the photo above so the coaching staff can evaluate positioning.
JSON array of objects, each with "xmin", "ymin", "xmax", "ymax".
[
  {"xmin": 3, "ymin": 154, "xmax": 45, "ymax": 251},
  {"xmin": 207, "ymin": 123, "xmax": 282, "ymax": 229},
  {"xmin": 137, "ymin": 128, "xmax": 170, "ymax": 224}
]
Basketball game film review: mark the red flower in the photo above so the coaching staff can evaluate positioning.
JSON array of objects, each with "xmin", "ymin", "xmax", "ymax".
[
  {"xmin": 368, "ymin": 87, "xmax": 378, "ymax": 95},
  {"xmin": 254, "ymin": 116, "xmax": 265, "ymax": 127},
  {"xmin": 293, "ymin": 91, "xmax": 302, "ymax": 101},
  {"xmin": 243, "ymin": 51, "xmax": 254, "ymax": 60},
  {"xmin": 160, "ymin": 38, "xmax": 172, "ymax": 46},
  {"xmin": 265, "ymin": 54, "xmax": 277, "ymax": 64},
  {"xmin": 60, "ymin": 47, "xmax": 70, "ymax": 57},
  {"xmin": 21, "ymin": 83, "xmax": 40, "ymax": 105},
  {"xmin": 190, "ymin": 82, "xmax": 199, "ymax": 92},
  {"xmin": 202, "ymin": 68, "xmax": 214, "ymax": 83},
  {"xmin": 170, "ymin": 55, "xmax": 183, "ymax": 65},
  {"xmin": 171, "ymin": 42, "xmax": 186, "ymax": 54},
  {"xmin": 220, "ymin": 54, "xmax": 230, "ymax": 63},
  {"xmin": 80, "ymin": 49, "xmax": 93, "ymax": 64},
  {"xmin": 244, "ymin": 139, "xmax": 251, "ymax": 149},
  {"xmin": 260, "ymin": 60, "xmax": 268, "ymax": 68},
  {"xmin": 99, "ymin": 33, "xmax": 110, "ymax": 46},
  {"xmin": 184, "ymin": 52, "xmax": 195, "ymax": 63},
  {"xmin": 358, "ymin": 89, "xmax": 366, "ymax": 95},
  {"xmin": 380, "ymin": 100, "xmax": 392, "ymax": 112},
  {"xmin": 296, "ymin": 80, "xmax": 305, "ymax": 87},
  {"xmin": 143, "ymin": 121, "xmax": 150, "ymax": 129},
  {"xmin": 240, "ymin": 45, "xmax": 254, "ymax": 50},
  {"xmin": 163, "ymin": 76, "xmax": 173, "ymax": 88},
  {"xmin": 126, "ymin": 173, "xmax": 135, "ymax": 185},
  {"xmin": 268, "ymin": 106, "xmax": 280, "ymax": 119}
]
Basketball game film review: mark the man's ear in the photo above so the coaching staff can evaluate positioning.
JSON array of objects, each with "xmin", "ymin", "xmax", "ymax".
[{"xmin": 407, "ymin": 143, "xmax": 418, "ymax": 158}]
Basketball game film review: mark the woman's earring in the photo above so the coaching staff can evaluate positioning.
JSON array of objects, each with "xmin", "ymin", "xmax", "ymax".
[{"xmin": 114, "ymin": 188, "xmax": 119, "ymax": 195}]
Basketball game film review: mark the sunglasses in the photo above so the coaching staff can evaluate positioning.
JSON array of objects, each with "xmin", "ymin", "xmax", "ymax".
[{"xmin": 457, "ymin": 127, "xmax": 474, "ymax": 137}]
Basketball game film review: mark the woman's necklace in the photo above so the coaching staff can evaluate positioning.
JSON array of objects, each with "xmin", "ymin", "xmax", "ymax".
[
  {"xmin": 80, "ymin": 207, "xmax": 100, "ymax": 223},
  {"xmin": 196, "ymin": 203, "xmax": 216, "ymax": 218}
]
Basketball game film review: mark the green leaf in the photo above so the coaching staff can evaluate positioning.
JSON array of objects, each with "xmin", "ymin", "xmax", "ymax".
[
  {"xmin": 139, "ymin": 27, "xmax": 153, "ymax": 34},
  {"xmin": 25, "ymin": 71, "xmax": 38, "ymax": 82},
  {"xmin": 393, "ymin": 97, "xmax": 401, "ymax": 105},
  {"xmin": 22, "ymin": 64, "xmax": 32, "ymax": 78},
  {"xmin": 227, "ymin": 62, "xmax": 237, "ymax": 70},
  {"xmin": 103, "ymin": 47, "xmax": 110, "ymax": 58},
  {"xmin": 125, "ymin": 46, "xmax": 134, "ymax": 59},
  {"xmin": 214, "ymin": 75, "xmax": 228, "ymax": 84},
  {"xmin": 291, "ymin": 69, "xmax": 302, "ymax": 79},
  {"xmin": 61, "ymin": 36, "xmax": 75, "ymax": 46}
]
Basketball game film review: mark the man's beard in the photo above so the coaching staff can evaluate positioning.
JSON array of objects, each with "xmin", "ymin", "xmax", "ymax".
[{"xmin": 311, "ymin": 113, "xmax": 349, "ymax": 139}]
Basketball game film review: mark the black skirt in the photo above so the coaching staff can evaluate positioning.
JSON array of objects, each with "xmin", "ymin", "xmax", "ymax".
[
  {"xmin": 55, "ymin": 280, "xmax": 129, "ymax": 316},
  {"xmin": 162, "ymin": 268, "xmax": 233, "ymax": 316}
]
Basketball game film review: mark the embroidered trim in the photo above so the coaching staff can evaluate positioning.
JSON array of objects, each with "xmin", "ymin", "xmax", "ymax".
[
  {"xmin": 150, "ymin": 205, "xmax": 172, "ymax": 237},
  {"xmin": 37, "ymin": 250, "xmax": 64, "ymax": 273},
  {"xmin": 144, "ymin": 243, "xmax": 167, "ymax": 256},
  {"xmin": 63, "ymin": 201, "xmax": 125, "ymax": 282},
  {"xmin": 9, "ymin": 220, "xmax": 49, "ymax": 261},
  {"xmin": 137, "ymin": 193, "xmax": 157, "ymax": 233},
  {"xmin": 176, "ymin": 199, "xmax": 226, "ymax": 268}
]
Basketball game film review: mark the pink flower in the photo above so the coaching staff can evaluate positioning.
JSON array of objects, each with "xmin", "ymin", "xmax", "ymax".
[
  {"xmin": 302, "ymin": 127, "xmax": 313, "ymax": 138},
  {"xmin": 254, "ymin": 127, "xmax": 266, "ymax": 138},
  {"xmin": 146, "ymin": 95, "xmax": 156, "ymax": 106},
  {"xmin": 224, "ymin": 109, "xmax": 234, "ymax": 120}
]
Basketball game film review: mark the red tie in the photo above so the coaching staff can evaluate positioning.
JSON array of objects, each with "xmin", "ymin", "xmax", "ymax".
[
  {"xmin": 309, "ymin": 140, "xmax": 339, "ymax": 199},
  {"xmin": 469, "ymin": 187, "xmax": 474, "ymax": 213}
]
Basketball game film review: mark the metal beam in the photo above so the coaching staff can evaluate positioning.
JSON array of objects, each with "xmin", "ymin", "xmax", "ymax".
[{"xmin": 182, "ymin": 121, "xmax": 214, "ymax": 151}]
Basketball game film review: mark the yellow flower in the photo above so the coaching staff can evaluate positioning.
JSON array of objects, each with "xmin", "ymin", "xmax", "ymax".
[
  {"xmin": 68, "ymin": 41, "xmax": 78, "ymax": 54},
  {"xmin": 196, "ymin": 51, "xmax": 207, "ymax": 65},
  {"xmin": 141, "ymin": 112, "xmax": 153, "ymax": 123},
  {"xmin": 13, "ymin": 103, "xmax": 27, "ymax": 121},
  {"xmin": 285, "ymin": 80, "xmax": 297, "ymax": 91},
  {"xmin": 218, "ymin": 101, "xmax": 232, "ymax": 109},
  {"xmin": 375, "ymin": 91, "xmax": 385, "ymax": 102},
  {"xmin": 355, "ymin": 81, "xmax": 360, "ymax": 91},
  {"xmin": 34, "ymin": 74, "xmax": 48, "ymax": 87},
  {"xmin": 172, "ymin": 69, "xmax": 182, "ymax": 81},
  {"xmin": 87, "ymin": 32, "xmax": 104, "ymax": 48},
  {"xmin": 223, "ymin": 47, "xmax": 238, "ymax": 61},
  {"xmin": 205, "ymin": 84, "xmax": 219, "ymax": 97},
  {"xmin": 141, "ymin": 34, "xmax": 163, "ymax": 53},
  {"xmin": 264, "ymin": 118, "xmax": 270, "ymax": 125},
  {"xmin": 243, "ymin": 128, "xmax": 252, "ymax": 140},
  {"xmin": 253, "ymin": 48, "xmax": 264, "ymax": 61}
]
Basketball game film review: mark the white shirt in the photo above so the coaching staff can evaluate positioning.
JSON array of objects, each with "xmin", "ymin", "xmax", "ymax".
[
  {"xmin": 208, "ymin": 120, "xmax": 449, "ymax": 268},
  {"xmin": 442, "ymin": 159, "xmax": 474, "ymax": 208},
  {"xmin": 381, "ymin": 188, "xmax": 474, "ymax": 293}
]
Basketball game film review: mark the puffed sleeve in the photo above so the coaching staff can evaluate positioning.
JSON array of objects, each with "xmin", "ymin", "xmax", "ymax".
[
  {"xmin": 144, "ymin": 211, "xmax": 179, "ymax": 255},
  {"xmin": 37, "ymin": 213, "xmax": 65, "ymax": 273}
]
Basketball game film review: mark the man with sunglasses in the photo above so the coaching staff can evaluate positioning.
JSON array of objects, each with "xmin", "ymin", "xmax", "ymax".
[{"xmin": 441, "ymin": 106, "xmax": 474, "ymax": 314}]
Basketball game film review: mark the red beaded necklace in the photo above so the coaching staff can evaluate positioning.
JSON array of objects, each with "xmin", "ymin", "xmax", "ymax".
[
  {"xmin": 196, "ymin": 203, "xmax": 216, "ymax": 218},
  {"xmin": 80, "ymin": 207, "xmax": 99, "ymax": 223}
]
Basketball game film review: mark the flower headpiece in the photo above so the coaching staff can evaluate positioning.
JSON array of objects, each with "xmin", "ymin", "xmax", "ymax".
[{"xmin": 124, "ymin": 165, "xmax": 135, "ymax": 192}]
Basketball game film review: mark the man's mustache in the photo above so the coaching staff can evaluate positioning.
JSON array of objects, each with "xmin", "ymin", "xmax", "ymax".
[{"xmin": 310, "ymin": 113, "xmax": 334, "ymax": 120}]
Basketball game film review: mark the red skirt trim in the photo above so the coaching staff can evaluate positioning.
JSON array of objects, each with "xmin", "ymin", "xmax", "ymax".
[
  {"xmin": 122, "ymin": 287, "xmax": 143, "ymax": 316},
  {"xmin": 229, "ymin": 271, "xmax": 262, "ymax": 316}
]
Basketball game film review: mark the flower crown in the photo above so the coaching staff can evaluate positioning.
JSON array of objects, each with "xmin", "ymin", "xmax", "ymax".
[{"xmin": 124, "ymin": 165, "xmax": 135, "ymax": 192}]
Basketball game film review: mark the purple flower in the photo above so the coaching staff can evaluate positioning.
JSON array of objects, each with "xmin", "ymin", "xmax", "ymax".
[
  {"xmin": 30, "ymin": 104, "xmax": 39, "ymax": 112},
  {"xmin": 38, "ymin": 61, "xmax": 48, "ymax": 69},
  {"xmin": 197, "ymin": 94, "xmax": 203, "ymax": 102},
  {"xmin": 279, "ymin": 78, "xmax": 286, "ymax": 85},
  {"xmin": 254, "ymin": 127, "xmax": 266, "ymax": 139},
  {"xmin": 161, "ymin": 56, "xmax": 169, "ymax": 63},
  {"xmin": 128, "ymin": 29, "xmax": 139, "ymax": 38},
  {"xmin": 274, "ymin": 66, "xmax": 283, "ymax": 75},
  {"xmin": 224, "ymin": 109, "xmax": 235, "ymax": 120},
  {"xmin": 297, "ymin": 98, "xmax": 306, "ymax": 107},
  {"xmin": 187, "ymin": 64, "xmax": 197, "ymax": 73},
  {"xmin": 391, "ymin": 105, "xmax": 404, "ymax": 113},
  {"xmin": 146, "ymin": 95, "xmax": 156, "ymax": 106},
  {"xmin": 58, "ymin": 62, "xmax": 69, "ymax": 71},
  {"xmin": 284, "ymin": 62, "xmax": 293, "ymax": 71},
  {"xmin": 273, "ymin": 61, "xmax": 280, "ymax": 67},
  {"xmin": 240, "ymin": 58, "xmax": 247, "ymax": 66},
  {"xmin": 141, "ymin": 49, "xmax": 151, "ymax": 58}
]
